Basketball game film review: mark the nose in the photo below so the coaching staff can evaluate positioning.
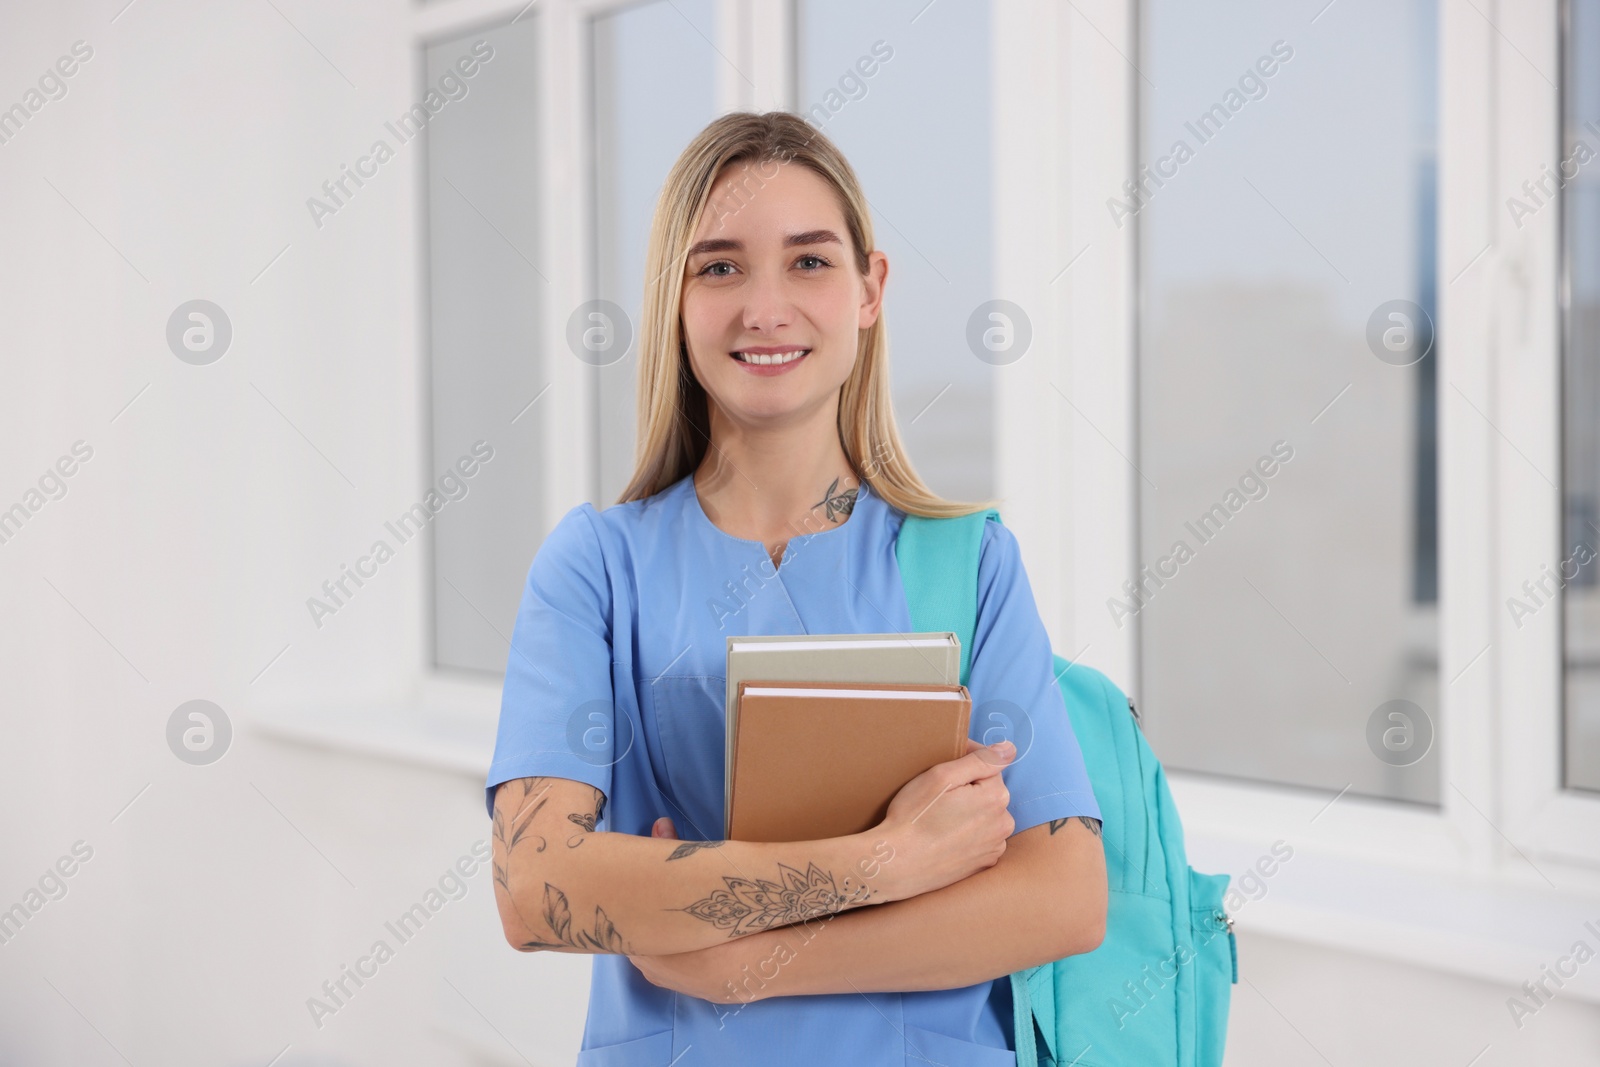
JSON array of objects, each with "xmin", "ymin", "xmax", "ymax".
[{"xmin": 740, "ymin": 263, "xmax": 794, "ymax": 335}]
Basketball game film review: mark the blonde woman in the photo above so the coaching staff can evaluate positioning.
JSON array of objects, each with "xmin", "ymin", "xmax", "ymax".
[{"xmin": 486, "ymin": 110, "xmax": 1106, "ymax": 1066}]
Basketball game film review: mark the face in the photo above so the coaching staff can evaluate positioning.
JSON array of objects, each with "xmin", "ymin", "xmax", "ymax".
[{"xmin": 680, "ymin": 159, "xmax": 886, "ymax": 427}]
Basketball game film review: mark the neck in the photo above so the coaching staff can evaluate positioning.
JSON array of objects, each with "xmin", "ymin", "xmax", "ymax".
[{"xmin": 693, "ymin": 397, "xmax": 861, "ymax": 544}]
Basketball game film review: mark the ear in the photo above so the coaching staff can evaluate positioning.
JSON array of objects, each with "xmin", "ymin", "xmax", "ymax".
[{"xmin": 857, "ymin": 248, "xmax": 889, "ymax": 330}]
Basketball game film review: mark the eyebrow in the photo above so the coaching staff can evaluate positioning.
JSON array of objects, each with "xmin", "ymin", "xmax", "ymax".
[{"xmin": 685, "ymin": 229, "xmax": 844, "ymax": 258}]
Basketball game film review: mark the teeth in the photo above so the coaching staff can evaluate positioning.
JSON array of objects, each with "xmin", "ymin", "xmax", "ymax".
[{"xmin": 735, "ymin": 349, "xmax": 808, "ymax": 366}]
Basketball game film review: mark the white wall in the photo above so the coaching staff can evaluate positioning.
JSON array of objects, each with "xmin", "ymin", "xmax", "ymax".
[
  {"xmin": 1226, "ymin": 930, "xmax": 1600, "ymax": 1066},
  {"xmin": 0, "ymin": 0, "xmax": 456, "ymax": 1061},
  {"xmin": 1, "ymin": 1, "xmax": 1596, "ymax": 1064}
]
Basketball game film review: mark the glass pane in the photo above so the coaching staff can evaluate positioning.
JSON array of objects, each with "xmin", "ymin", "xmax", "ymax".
[
  {"xmin": 796, "ymin": 0, "xmax": 995, "ymax": 502},
  {"xmin": 426, "ymin": 19, "xmax": 545, "ymax": 674},
  {"xmin": 1564, "ymin": 0, "xmax": 1600, "ymax": 793},
  {"xmin": 592, "ymin": 0, "xmax": 719, "ymax": 507},
  {"xmin": 1137, "ymin": 0, "xmax": 1440, "ymax": 802}
]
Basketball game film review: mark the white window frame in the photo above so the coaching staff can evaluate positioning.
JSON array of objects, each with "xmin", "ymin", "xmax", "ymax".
[
  {"xmin": 994, "ymin": 0, "xmax": 1600, "ymax": 993},
  {"xmin": 405, "ymin": 0, "xmax": 793, "ymax": 717},
  {"xmin": 1494, "ymin": 0, "xmax": 1600, "ymax": 868},
  {"xmin": 388, "ymin": 0, "xmax": 1600, "ymax": 990}
]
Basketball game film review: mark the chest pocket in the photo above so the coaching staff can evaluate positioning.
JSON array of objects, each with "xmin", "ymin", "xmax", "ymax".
[{"xmin": 642, "ymin": 674, "xmax": 726, "ymax": 840}]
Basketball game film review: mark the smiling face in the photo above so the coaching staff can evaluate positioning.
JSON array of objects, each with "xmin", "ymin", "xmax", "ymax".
[{"xmin": 680, "ymin": 159, "xmax": 885, "ymax": 428}]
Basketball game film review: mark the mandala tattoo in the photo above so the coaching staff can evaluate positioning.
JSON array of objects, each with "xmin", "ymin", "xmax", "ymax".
[
  {"xmin": 1048, "ymin": 816, "xmax": 1103, "ymax": 838},
  {"xmin": 676, "ymin": 861, "xmax": 874, "ymax": 938},
  {"xmin": 812, "ymin": 477, "xmax": 859, "ymax": 524}
]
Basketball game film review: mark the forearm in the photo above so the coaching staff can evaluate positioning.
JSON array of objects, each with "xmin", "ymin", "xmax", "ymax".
[
  {"xmin": 726, "ymin": 821, "xmax": 1103, "ymax": 998},
  {"xmin": 493, "ymin": 778, "xmax": 899, "ymax": 956}
]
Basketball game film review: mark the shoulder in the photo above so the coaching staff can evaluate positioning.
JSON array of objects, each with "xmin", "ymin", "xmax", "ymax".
[
  {"xmin": 536, "ymin": 502, "xmax": 605, "ymax": 564},
  {"xmin": 870, "ymin": 484, "xmax": 908, "ymax": 540},
  {"xmin": 979, "ymin": 513, "xmax": 1019, "ymax": 570},
  {"xmin": 593, "ymin": 477, "xmax": 689, "ymax": 543},
  {"xmin": 528, "ymin": 502, "xmax": 608, "ymax": 598},
  {"xmin": 976, "ymin": 515, "xmax": 1034, "ymax": 606},
  {"xmin": 537, "ymin": 480, "xmax": 679, "ymax": 568}
]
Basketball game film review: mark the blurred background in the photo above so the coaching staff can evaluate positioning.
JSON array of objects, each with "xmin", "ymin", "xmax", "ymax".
[{"xmin": 2, "ymin": 0, "xmax": 1598, "ymax": 1063}]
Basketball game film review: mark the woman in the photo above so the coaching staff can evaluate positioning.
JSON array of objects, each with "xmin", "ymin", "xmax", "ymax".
[{"xmin": 486, "ymin": 110, "xmax": 1106, "ymax": 1066}]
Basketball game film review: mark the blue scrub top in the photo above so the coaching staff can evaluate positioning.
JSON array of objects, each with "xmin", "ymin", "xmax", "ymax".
[{"xmin": 486, "ymin": 473, "xmax": 1101, "ymax": 1066}]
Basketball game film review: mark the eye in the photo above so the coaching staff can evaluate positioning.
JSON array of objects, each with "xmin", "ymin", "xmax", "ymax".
[
  {"xmin": 795, "ymin": 254, "xmax": 831, "ymax": 271},
  {"xmin": 694, "ymin": 260, "xmax": 736, "ymax": 277}
]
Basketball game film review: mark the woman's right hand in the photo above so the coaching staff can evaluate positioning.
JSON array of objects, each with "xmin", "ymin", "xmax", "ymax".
[{"xmin": 874, "ymin": 737, "xmax": 1016, "ymax": 901}]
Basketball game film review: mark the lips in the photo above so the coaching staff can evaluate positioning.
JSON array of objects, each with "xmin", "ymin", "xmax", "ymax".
[{"xmin": 731, "ymin": 348, "xmax": 811, "ymax": 365}]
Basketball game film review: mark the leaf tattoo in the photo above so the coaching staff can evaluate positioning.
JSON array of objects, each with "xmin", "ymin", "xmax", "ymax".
[
  {"xmin": 666, "ymin": 840, "xmax": 724, "ymax": 861},
  {"xmin": 546, "ymin": 883, "xmax": 571, "ymax": 942},
  {"xmin": 514, "ymin": 883, "xmax": 630, "ymax": 953},
  {"xmin": 812, "ymin": 477, "xmax": 859, "ymax": 524},
  {"xmin": 492, "ymin": 777, "xmax": 620, "ymax": 950},
  {"xmin": 495, "ymin": 779, "xmax": 552, "ymax": 859}
]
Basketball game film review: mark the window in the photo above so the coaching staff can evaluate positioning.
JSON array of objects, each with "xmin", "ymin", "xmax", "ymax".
[
  {"xmin": 424, "ymin": 17, "xmax": 545, "ymax": 674},
  {"xmin": 591, "ymin": 0, "xmax": 719, "ymax": 506},
  {"xmin": 1563, "ymin": 0, "xmax": 1600, "ymax": 793},
  {"xmin": 379, "ymin": 0, "xmax": 1600, "ymax": 1001},
  {"xmin": 406, "ymin": 0, "xmax": 1600, "ymax": 877},
  {"xmin": 1135, "ymin": 0, "xmax": 1441, "ymax": 803},
  {"xmin": 796, "ymin": 0, "xmax": 997, "ymax": 502},
  {"xmin": 425, "ymin": 0, "xmax": 1007, "ymax": 676}
]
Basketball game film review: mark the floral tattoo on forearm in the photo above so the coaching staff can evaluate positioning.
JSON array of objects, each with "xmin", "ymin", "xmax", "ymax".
[
  {"xmin": 494, "ymin": 778, "xmax": 880, "ymax": 953},
  {"xmin": 675, "ymin": 861, "xmax": 875, "ymax": 938},
  {"xmin": 493, "ymin": 777, "xmax": 633, "ymax": 953}
]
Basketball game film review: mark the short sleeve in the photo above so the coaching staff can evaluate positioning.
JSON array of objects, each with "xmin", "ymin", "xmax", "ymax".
[
  {"xmin": 967, "ymin": 518, "xmax": 1101, "ymax": 833},
  {"xmin": 484, "ymin": 504, "xmax": 616, "ymax": 818}
]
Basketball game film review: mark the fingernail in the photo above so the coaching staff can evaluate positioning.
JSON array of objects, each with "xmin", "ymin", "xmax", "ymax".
[{"xmin": 991, "ymin": 740, "xmax": 1014, "ymax": 755}]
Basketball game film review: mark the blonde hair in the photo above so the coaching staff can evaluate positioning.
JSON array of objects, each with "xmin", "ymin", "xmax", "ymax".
[{"xmin": 615, "ymin": 109, "xmax": 1002, "ymax": 519}]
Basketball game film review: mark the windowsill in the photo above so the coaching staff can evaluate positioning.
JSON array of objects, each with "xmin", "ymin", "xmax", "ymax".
[
  {"xmin": 1184, "ymin": 825, "xmax": 1600, "ymax": 1004},
  {"xmin": 242, "ymin": 674, "xmax": 501, "ymax": 779},
  {"xmin": 246, "ymin": 689, "xmax": 1600, "ymax": 1002}
]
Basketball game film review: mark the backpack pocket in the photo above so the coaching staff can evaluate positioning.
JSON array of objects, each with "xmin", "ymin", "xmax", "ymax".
[
  {"xmin": 1051, "ymin": 889, "xmax": 1179, "ymax": 1066},
  {"xmin": 1186, "ymin": 868, "xmax": 1236, "ymax": 1067}
]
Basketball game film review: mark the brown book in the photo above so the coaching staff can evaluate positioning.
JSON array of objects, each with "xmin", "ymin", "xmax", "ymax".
[
  {"xmin": 722, "ymin": 632, "xmax": 961, "ymax": 837},
  {"xmin": 728, "ymin": 679, "xmax": 972, "ymax": 842}
]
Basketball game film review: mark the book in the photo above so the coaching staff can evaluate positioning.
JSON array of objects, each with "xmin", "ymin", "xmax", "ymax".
[
  {"xmin": 723, "ymin": 632, "xmax": 961, "ymax": 836},
  {"xmin": 728, "ymin": 679, "xmax": 972, "ymax": 842}
]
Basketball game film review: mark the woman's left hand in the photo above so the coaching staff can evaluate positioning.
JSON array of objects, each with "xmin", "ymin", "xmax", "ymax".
[{"xmin": 626, "ymin": 817, "xmax": 776, "ymax": 1005}]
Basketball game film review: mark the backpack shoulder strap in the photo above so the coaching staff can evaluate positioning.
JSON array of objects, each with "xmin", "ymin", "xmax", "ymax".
[
  {"xmin": 894, "ymin": 508, "xmax": 1001, "ymax": 686},
  {"xmin": 897, "ymin": 506, "xmax": 1050, "ymax": 1066}
]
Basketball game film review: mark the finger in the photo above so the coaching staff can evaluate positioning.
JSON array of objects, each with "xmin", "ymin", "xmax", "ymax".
[
  {"xmin": 956, "ymin": 740, "xmax": 1015, "ymax": 780},
  {"xmin": 652, "ymin": 817, "xmax": 679, "ymax": 839}
]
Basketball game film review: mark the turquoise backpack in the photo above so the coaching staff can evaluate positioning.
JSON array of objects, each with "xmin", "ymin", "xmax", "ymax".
[{"xmin": 896, "ymin": 508, "xmax": 1237, "ymax": 1067}]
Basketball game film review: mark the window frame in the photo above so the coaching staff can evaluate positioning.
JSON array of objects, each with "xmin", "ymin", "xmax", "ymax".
[
  {"xmin": 1499, "ymin": 0, "xmax": 1600, "ymax": 867},
  {"xmin": 999, "ymin": 0, "xmax": 1600, "ymax": 885},
  {"xmin": 407, "ymin": 0, "xmax": 1600, "ymax": 876},
  {"xmin": 409, "ymin": 0, "xmax": 789, "ymax": 708}
]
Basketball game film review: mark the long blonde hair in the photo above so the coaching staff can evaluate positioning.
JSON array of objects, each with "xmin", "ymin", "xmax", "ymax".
[{"xmin": 616, "ymin": 110, "xmax": 1003, "ymax": 519}]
